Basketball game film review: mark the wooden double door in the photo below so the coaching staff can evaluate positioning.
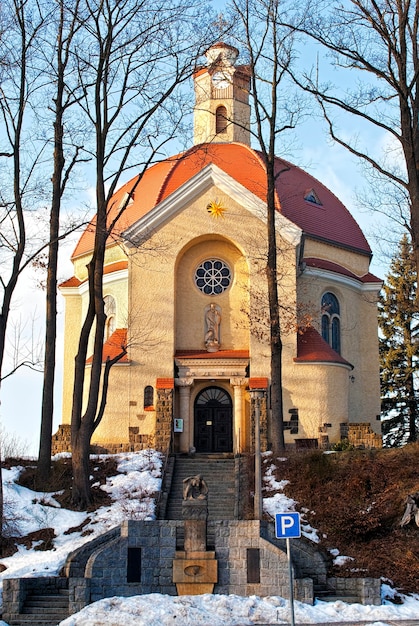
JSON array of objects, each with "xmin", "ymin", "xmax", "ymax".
[{"xmin": 194, "ymin": 386, "xmax": 233, "ymax": 453}]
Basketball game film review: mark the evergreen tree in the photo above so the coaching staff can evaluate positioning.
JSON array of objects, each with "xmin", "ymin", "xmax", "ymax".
[{"xmin": 379, "ymin": 235, "xmax": 419, "ymax": 446}]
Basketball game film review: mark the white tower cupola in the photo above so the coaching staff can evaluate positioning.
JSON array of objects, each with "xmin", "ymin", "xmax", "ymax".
[{"xmin": 193, "ymin": 42, "xmax": 251, "ymax": 146}]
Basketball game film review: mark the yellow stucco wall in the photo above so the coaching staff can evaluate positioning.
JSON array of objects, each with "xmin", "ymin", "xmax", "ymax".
[
  {"xmin": 59, "ymin": 183, "xmax": 381, "ymax": 448},
  {"xmin": 193, "ymin": 72, "xmax": 250, "ymax": 145},
  {"xmin": 175, "ymin": 236, "xmax": 249, "ymax": 350},
  {"xmin": 72, "ymin": 243, "xmax": 125, "ymax": 282},
  {"xmin": 60, "ymin": 291, "xmax": 82, "ymax": 426},
  {"xmin": 297, "ymin": 253, "xmax": 381, "ymax": 435},
  {"xmin": 60, "ymin": 246, "xmax": 128, "ymax": 434},
  {"xmin": 303, "ymin": 239, "xmax": 371, "ymax": 277},
  {"xmin": 285, "ymin": 363, "xmax": 350, "ymax": 442}
]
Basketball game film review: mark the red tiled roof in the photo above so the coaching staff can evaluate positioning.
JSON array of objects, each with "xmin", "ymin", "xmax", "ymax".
[
  {"xmin": 71, "ymin": 143, "xmax": 371, "ymax": 259},
  {"xmin": 59, "ymin": 276, "xmax": 82, "ymax": 288},
  {"xmin": 86, "ymin": 328, "xmax": 128, "ymax": 364},
  {"xmin": 274, "ymin": 158, "xmax": 370, "ymax": 254},
  {"xmin": 175, "ymin": 349, "xmax": 249, "ymax": 359},
  {"xmin": 156, "ymin": 378, "xmax": 174, "ymax": 389},
  {"xmin": 104, "ymin": 260, "xmax": 128, "ymax": 274},
  {"xmin": 304, "ymin": 258, "xmax": 382, "ymax": 283},
  {"xmin": 294, "ymin": 326, "xmax": 353, "ymax": 368},
  {"xmin": 249, "ymin": 377, "xmax": 269, "ymax": 389},
  {"xmin": 72, "ymin": 160, "xmax": 175, "ymax": 259},
  {"xmin": 59, "ymin": 261, "xmax": 128, "ymax": 290}
]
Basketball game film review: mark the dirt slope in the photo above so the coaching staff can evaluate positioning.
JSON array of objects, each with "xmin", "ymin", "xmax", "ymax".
[{"xmin": 272, "ymin": 444, "xmax": 419, "ymax": 593}]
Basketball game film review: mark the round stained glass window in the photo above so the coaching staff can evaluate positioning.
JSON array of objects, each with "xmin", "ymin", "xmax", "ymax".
[{"xmin": 194, "ymin": 259, "xmax": 231, "ymax": 295}]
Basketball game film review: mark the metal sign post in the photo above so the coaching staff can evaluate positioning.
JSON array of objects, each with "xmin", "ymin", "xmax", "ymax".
[{"xmin": 275, "ymin": 512, "xmax": 301, "ymax": 626}]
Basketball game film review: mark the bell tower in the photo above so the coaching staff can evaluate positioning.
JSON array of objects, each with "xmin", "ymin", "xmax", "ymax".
[{"xmin": 193, "ymin": 42, "xmax": 251, "ymax": 146}]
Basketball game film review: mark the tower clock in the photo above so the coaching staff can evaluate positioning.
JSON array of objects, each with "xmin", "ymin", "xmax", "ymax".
[{"xmin": 193, "ymin": 42, "xmax": 251, "ymax": 145}]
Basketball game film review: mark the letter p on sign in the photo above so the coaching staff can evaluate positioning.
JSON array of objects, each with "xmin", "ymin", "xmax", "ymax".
[{"xmin": 275, "ymin": 512, "xmax": 301, "ymax": 538}]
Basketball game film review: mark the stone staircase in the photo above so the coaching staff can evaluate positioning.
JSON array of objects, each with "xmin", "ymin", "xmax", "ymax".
[
  {"xmin": 164, "ymin": 454, "xmax": 237, "ymax": 521},
  {"xmin": 6, "ymin": 588, "xmax": 70, "ymax": 626},
  {"xmin": 313, "ymin": 582, "xmax": 367, "ymax": 604}
]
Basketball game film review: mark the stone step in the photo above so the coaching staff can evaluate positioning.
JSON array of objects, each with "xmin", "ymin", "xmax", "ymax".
[
  {"xmin": 22, "ymin": 606, "xmax": 69, "ymax": 614},
  {"xmin": 316, "ymin": 595, "xmax": 361, "ymax": 603},
  {"xmin": 24, "ymin": 598, "xmax": 68, "ymax": 609},
  {"xmin": 8, "ymin": 615, "xmax": 68, "ymax": 626},
  {"xmin": 166, "ymin": 456, "xmax": 236, "ymax": 520},
  {"xmin": 314, "ymin": 586, "xmax": 362, "ymax": 604},
  {"xmin": 8, "ymin": 590, "xmax": 70, "ymax": 625}
]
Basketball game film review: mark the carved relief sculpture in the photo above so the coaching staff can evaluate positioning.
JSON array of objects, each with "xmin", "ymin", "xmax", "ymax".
[
  {"xmin": 204, "ymin": 303, "xmax": 221, "ymax": 352},
  {"xmin": 182, "ymin": 474, "xmax": 209, "ymax": 500}
]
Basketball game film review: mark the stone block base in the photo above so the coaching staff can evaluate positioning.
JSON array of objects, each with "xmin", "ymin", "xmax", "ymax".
[{"xmin": 173, "ymin": 550, "xmax": 217, "ymax": 595}]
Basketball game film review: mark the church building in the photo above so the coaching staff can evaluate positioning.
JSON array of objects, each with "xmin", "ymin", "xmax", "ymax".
[{"xmin": 55, "ymin": 42, "xmax": 382, "ymax": 456}]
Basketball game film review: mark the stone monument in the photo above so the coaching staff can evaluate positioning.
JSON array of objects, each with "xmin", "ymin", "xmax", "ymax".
[{"xmin": 172, "ymin": 475, "xmax": 218, "ymax": 595}]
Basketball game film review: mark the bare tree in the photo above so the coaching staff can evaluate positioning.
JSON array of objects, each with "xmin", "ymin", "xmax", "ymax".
[
  {"xmin": 36, "ymin": 0, "xmax": 86, "ymax": 487},
  {"xmin": 0, "ymin": 0, "xmax": 89, "ymax": 505},
  {"xmin": 0, "ymin": 0, "xmax": 48, "ymax": 542},
  {"xmin": 229, "ymin": 0, "xmax": 303, "ymax": 453},
  {"xmin": 285, "ymin": 0, "xmax": 419, "ymax": 286},
  {"xmin": 0, "ymin": 0, "xmax": 46, "ymax": 387},
  {"xmin": 69, "ymin": 0, "xmax": 214, "ymax": 509}
]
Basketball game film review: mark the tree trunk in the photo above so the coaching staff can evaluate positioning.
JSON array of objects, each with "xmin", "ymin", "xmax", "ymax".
[
  {"xmin": 71, "ymin": 421, "xmax": 94, "ymax": 509},
  {"xmin": 406, "ymin": 370, "xmax": 417, "ymax": 443},
  {"xmin": 266, "ymin": 157, "xmax": 285, "ymax": 453},
  {"xmin": 70, "ymin": 252, "xmax": 105, "ymax": 509},
  {"xmin": 37, "ymin": 8, "xmax": 67, "ymax": 486},
  {"xmin": 37, "ymin": 125, "xmax": 62, "ymax": 485}
]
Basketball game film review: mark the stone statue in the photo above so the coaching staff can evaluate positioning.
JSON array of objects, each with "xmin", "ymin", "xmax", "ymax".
[
  {"xmin": 205, "ymin": 303, "xmax": 221, "ymax": 352},
  {"xmin": 400, "ymin": 492, "xmax": 419, "ymax": 527},
  {"xmin": 182, "ymin": 474, "xmax": 209, "ymax": 500}
]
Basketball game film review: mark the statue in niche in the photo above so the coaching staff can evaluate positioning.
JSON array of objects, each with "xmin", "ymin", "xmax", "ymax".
[
  {"xmin": 205, "ymin": 303, "xmax": 221, "ymax": 352},
  {"xmin": 182, "ymin": 474, "xmax": 209, "ymax": 500}
]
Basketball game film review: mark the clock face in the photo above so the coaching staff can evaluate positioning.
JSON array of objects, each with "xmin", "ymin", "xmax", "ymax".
[{"xmin": 212, "ymin": 71, "xmax": 230, "ymax": 90}]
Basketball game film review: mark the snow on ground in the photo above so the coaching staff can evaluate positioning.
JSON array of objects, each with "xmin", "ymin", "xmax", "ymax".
[
  {"xmin": 0, "ymin": 449, "xmax": 418, "ymax": 626},
  {"xmin": 58, "ymin": 588, "xmax": 419, "ymax": 626}
]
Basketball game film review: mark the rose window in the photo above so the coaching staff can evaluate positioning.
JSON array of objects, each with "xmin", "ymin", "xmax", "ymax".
[{"xmin": 194, "ymin": 259, "xmax": 231, "ymax": 295}]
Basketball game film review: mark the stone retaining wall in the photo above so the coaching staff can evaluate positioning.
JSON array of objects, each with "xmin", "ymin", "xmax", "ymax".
[
  {"xmin": 2, "ymin": 520, "xmax": 382, "ymax": 619},
  {"xmin": 327, "ymin": 576, "xmax": 381, "ymax": 605},
  {"xmin": 340, "ymin": 423, "xmax": 382, "ymax": 448},
  {"xmin": 51, "ymin": 425, "xmax": 155, "ymax": 455},
  {"xmin": 68, "ymin": 519, "xmax": 298, "ymax": 609}
]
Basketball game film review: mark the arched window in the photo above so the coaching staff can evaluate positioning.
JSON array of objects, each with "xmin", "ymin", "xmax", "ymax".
[
  {"xmin": 321, "ymin": 292, "xmax": 341, "ymax": 354},
  {"xmin": 144, "ymin": 385, "xmax": 154, "ymax": 410},
  {"xmin": 104, "ymin": 295, "xmax": 116, "ymax": 341},
  {"xmin": 216, "ymin": 106, "xmax": 228, "ymax": 134}
]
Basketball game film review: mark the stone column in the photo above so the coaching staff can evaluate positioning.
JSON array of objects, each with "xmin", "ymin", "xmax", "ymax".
[
  {"xmin": 176, "ymin": 378, "xmax": 193, "ymax": 453},
  {"xmin": 182, "ymin": 499, "xmax": 208, "ymax": 552},
  {"xmin": 231, "ymin": 377, "xmax": 246, "ymax": 454},
  {"xmin": 155, "ymin": 386, "xmax": 174, "ymax": 451}
]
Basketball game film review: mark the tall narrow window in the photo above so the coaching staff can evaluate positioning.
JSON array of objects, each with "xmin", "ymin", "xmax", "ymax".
[
  {"xmin": 127, "ymin": 547, "xmax": 141, "ymax": 583},
  {"xmin": 247, "ymin": 548, "xmax": 261, "ymax": 583},
  {"xmin": 104, "ymin": 295, "xmax": 116, "ymax": 340},
  {"xmin": 216, "ymin": 106, "xmax": 228, "ymax": 134},
  {"xmin": 144, "ymin": 385, "xmax": 154, "ymax": 410},
  {"xmin": 321, "ymin": 292, "xmax": 341, "ymax": 354}
]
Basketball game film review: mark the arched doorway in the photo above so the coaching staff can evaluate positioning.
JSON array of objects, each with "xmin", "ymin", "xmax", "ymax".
[{"xmin": 194, "ymin": 387, "xmax": 233, "ymax": 453}]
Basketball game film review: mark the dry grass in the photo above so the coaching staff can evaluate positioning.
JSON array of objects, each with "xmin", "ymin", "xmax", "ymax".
[{"xmin": 273, "ymin": 444, "xmax": 419, "ymax": 593}]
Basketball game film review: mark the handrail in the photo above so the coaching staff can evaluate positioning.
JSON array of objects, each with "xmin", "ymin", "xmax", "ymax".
[{"xmin": 155, "ymin": 418, "xmax": 174, "ymax": 519}]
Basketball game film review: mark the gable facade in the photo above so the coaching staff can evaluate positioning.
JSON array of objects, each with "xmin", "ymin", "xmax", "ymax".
[{"xmin": 55, "ymin": 43, "xmax": 382, "ymax": 456}]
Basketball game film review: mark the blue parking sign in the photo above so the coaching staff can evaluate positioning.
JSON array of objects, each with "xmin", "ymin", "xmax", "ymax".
[{"xmin": 275, "ymin": 512, "xmax": 301, "ymax": 538}]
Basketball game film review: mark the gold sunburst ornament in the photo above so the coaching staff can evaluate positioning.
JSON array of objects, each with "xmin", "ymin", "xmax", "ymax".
[{"xmin": 206, "ymin": 199, "xmax": 227, "ymax": 219}]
